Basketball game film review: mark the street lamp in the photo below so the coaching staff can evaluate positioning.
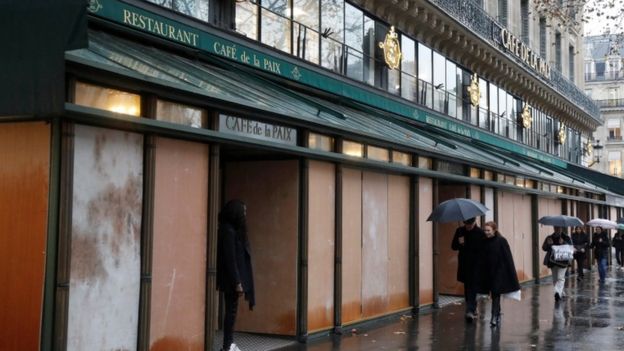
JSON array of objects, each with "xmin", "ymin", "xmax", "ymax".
[{"xmin": 587, "ymin": 139, "xmax": 604, "ymax": 167}]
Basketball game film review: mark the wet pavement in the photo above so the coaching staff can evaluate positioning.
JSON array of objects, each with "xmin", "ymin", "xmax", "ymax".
[{"xmin": 281, "ymin": 267, "xmax": 624, "ymax": 350}]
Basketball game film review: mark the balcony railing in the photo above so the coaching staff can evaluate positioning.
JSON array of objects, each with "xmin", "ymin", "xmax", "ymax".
[
  {"xmin": 607, "ymin": 136, "xmax": 623, "ymax": 142},
  {"xmin": 595, "ymin": 99, "xmax": 624, "ymax": 108},
  {"xmin": 426, "ymin": 0, "xmax": 601, "ymax": 123},
  {"xmin": 585, "ymin": 72, "xmax": 623, "ymax": 81}
]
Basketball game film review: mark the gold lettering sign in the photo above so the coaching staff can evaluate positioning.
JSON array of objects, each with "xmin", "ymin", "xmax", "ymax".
[
  {"xmin": 500, "ymin": 28, "xmax": 551, "ymax": 80},
  {"xmin": 378, "ymin": 26, "xmax": 401, "ymax": 70},
  {"xmin": 558, "ymin": 125, "xmax": 566, "ymax": 144},
  {"xmin": 122, "ymin": 9, "xmax": 199, "ymax": 47},
  {"xmin": 467, "ymin": 74, "xmax": 480, "ymax": 107},
  {"xmin": 520, "ymin": 104, "xmax": 532, "ymax": 129}
]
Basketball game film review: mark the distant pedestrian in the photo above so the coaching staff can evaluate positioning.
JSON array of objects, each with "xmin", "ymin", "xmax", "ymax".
[
  {"xmin": 572, "ymin": 226, "xmax": 589, "ymax": 280},
  {"xmin": 542, "ymin": 227, "xmax": 572, "ymax": 301},
  {"xmin": 475, "ymin": 221, "xmax": 520, "ymax": 327},
  {"xmin": 217, "ymin": 200, "xmax": 255, "ymax": 351},
  {"xmin": 591, "ymin": 226, "xmax": 610, "ymax": 283},
  {"xmin": 451, "ymin": 217, "xmax": 485, "ymax": 322},
  {"xmin": 613, "ymin": 231, "xmax": 624, "ymax": 270}
]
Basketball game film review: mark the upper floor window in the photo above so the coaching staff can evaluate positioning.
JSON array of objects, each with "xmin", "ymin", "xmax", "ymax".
[
  {"xmin": 608, "ymin": 151, "xmax": 622, "ymax": 177},
  {"xmin": 147, "ymin": 0, "xmax": 209, "ymax": 22},
  {"xmin": 498, "ymin": 0, "xmax": 508, "ymax": 26},
  {"xmin": 520, "ymin": 0, "xmax": 529, "ymax": 43},
  {"xmin": 554, "ymin": 31, "xmax": 562, "ymax": 72},
  {"xmin": 539, "ymin": 17, "xmax": 547, "ymax": 58},
  {"xmin": 608, "ymin": 119, "xmax": 622, "ymax": 141}
]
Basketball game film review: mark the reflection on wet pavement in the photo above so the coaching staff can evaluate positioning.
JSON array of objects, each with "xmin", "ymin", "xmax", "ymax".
[{"xmin": 281, "ymin": 268, "xmax": 624, "ymax": 350}]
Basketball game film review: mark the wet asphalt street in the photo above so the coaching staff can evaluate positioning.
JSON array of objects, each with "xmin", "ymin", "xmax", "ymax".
[{"xmin": 283, "ymin": 267, "xmax": 624, "ymax": 350}]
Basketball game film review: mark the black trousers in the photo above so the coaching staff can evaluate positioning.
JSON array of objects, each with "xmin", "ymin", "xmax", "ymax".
[
  {"xmin": 491, "ymin": 293, "xmax": 501, "ymax": 317},
  {"xmin": 616, "ymin": 248, "xmax": 623, "ymax": 266},
  {"xmin": 574, "ymin": 254, "xmax": 586, "ymax": 277},
  {"xmin": 464, "ymin": 282, "xmax": 477, "ymax": 314},
  {"xmin": 223, "ymin": 292, "xmax": 240, "ymax": 350}
]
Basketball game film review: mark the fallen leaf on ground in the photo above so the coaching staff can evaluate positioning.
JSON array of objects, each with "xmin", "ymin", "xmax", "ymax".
[{"xmin": 394, "ymin": 331, "xmax": 406, "ymax": 335}]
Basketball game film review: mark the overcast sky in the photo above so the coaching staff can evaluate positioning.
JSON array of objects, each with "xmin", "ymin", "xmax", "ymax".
[{"xmin": 584, "ymin": 0, "xmax": 624, "ymax": 36}]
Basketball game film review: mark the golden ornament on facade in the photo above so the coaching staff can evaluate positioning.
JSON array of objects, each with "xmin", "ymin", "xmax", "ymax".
[
  {"xmin": 467, "ymin": 73, "xmax": 480, "ymax": 107},
  {"xmin": 520, "ymin": 104, "xmax": 532, "ymax": 129},
  {"xmin": 378, "ymin": 26, "xmax": 402, "ymax": 70},
  {"xmin": 557, "ymin": 125, "xmax": 566, "ymax": 144},
  {"xmin": 584, "ymin": 141, "xmax": 593, "ymax": 156}
]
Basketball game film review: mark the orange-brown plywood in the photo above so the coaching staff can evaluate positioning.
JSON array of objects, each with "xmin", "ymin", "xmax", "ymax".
[
  {"xmin": 0, "ymin": 122, "xmax": 50, "ymax": 351},
  {"xmin": 418, "ymin": 178, "xmax": 434, "ymax": 306},
  {"xmin": 149, "ymin": 138, "xmax": 209, "ymax": 351},
  {"xmin": 498, "ymin": 191, "xmax": 533, "ymax": 283},
  {"xmin": 437, "ymin": 184, "xmax": 467, "ymax": 296},
  {"xmin": 307, "ymin": 161, "xmax": 335, "ymax": 331},
  {"xmin": 387, "ymin": 175, "xmax": 410, "ymax": 311},
  {"xmin": 341, "ymin": 168, "xmax": 362, "ymax": 323},
  {"xmin": 224, "ymin": 160, "xmax": 299, "ymax": 335}
]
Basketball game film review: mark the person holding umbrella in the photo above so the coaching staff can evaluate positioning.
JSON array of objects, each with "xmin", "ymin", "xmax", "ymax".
[
  {"xmin": 590, "ymin": 226, "xmax": 610, "ymax": 283},
  {"xmin": 542, "ymin": 227, "xmax": 572, "ymax": 301},
  {"xmin": 572, "ymin": 226, "xmax": 589, "ymax": 280},
  {"xmin": 451, "ymin": 217, "xmax": 485, "ymax": 322}
]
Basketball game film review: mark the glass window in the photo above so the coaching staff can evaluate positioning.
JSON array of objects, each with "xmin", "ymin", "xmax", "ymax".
[
  {"xmin": 483, "ymin": 170, "xmax": 493, "ymax": 181},
  {"xmin": 487, "ymin": 83, "xmax": 498, "ymax": 132},
  {"xmin": 74, "ymin": 81, "xmax": 141, "ymax": 116},
  {"xmin": 609, "ymin": 151, "xmax": 622, "ymax": 177},
  {"xmin": 417, "ymin": 156, "xmax": 432, "ymax": 169},
  {"xmin": 342, "ymin": 140, "xmax": 363, "ymax": 157},
  {"xmin": 469, "ymin": 167, "xmax": 481, "ymax": 178},
  {"xmin": 401, "ymin": 36, "xmax": 416, "ymax": 101},
  {"xmin": 367, "ymin": 145, "xmax": 389, "ymax": 162},
  {"xmin": 156, "ymin": 100, "xmax": 206, "ymax": 127},
  {"xmin": 433, "ymin": 52, "xmax": 446, "ymax": 113},
  {"xmin": 363, "ymin": 16, "xmax": 375, "ymax": 86},
  {"xmin": 392, "ymin": 151, "xmax": 412, "ymax": 166},
  {"xmin": 308, "ymin": 132, "xmax": 333, "ymax": 151},
  {"xmin": 236, "ymin": 1, "xmax": 258, "ymax": 39},
  {"xmin": 261, "ymin": 5, "xmax": 292, "ymax": 54},
  {"xmin": 345, "ymin": 3, "xmax": 363, "ymax": 81},
  {"xmin": 478, "ymin": 79, "xmax": 488, "ymax": 129},
  {"xmin": 497, "ymin": 88, "xmax": 507, "ymax": 136},
  {"xmin": 320, "ymin": 0, "xmax": 344, "ymax": 72},
  {"xmin": 293, "ymin": 0, "xmax": 320, "ymax": 64},
  {"xmin": 147, "ymin": 0, "xmax": 209, "ymax": 22},
  {"xmin": 446, "ymin": 61, "xmax": 457, "ymax": 118},
  {"xmin": 418, "ymin": 43, "xmax": 433, "ymax": 108}
]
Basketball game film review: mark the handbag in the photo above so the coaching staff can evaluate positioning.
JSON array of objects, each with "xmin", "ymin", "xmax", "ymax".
[{"xmin": 550, "ymin": 244, "xmax": 574, "ymax": 267}]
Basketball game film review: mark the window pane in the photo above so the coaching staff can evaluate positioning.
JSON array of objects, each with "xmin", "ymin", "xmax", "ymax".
[
  {"xmin": 446, "ymin": 61, "xmax": 457, "ymax": 118},
  {"xmin": 320, "ymin": 0, "xmax": 344, "ymax": 72},
  {"xmin": 392, "ymin": 151, "xmax": 412, "ymax": 166},
  {"xmin": 156, "ymin": 100, "xmax": 206, "ymax": 128},
  {"xmin": 433, "ymin": 52, "xmax": 445, "ymax": 113},
  {"xmin": 367, "ymin": 145, "xmax": 389, "ymax": 162},
  {"xmin": 418, "ymin": 43, "xmax": 432, "ymax": 108},
  {"xmin": 401, "ymin": 36, "xmax": 416, "ymax": 76},
  {"xmin": 417, "ymin": 156, "xmax": 432, "ymax": 169},
  {"xmin": 173, "ymin": 0, "xmax": 209, "ymax": 21},
  {"xmin": 261, "ymin": 8, "xmax": 292, "ymax": 53},
  {"xmin": 262, "ymin": 0, "xmax": 289, "ymax": 16},
  {"xmin": 236, "ymin": 1, "xmax": 258, "ymax": 39},
  {"xmin": 345, "ymin": 3, "xmax": 363, "ymax": 80},
  {"xmin": 294, "ymin": 24, "xmax": 320, "ymax": 64},
  {"xmin": 478, "ymin": 79, "xmax": 488, "ymax": 129},
  {"xmin": 293, "ymin": 0, "xmax": 319, "ymax": 29},
  {"xmin": 342, "ymin": 140, "xmax": 363, "ymax": 157},
  {"xmin": 74, "ymin": 81, "xmax": 141, "ymax": 116},
  {"xmin": 308, "ymin": 132, "xmax": 333, "ymax": 151},
  {"xmin": 363, "ymin": 16, "xmax": 375, "ymax": 86}
]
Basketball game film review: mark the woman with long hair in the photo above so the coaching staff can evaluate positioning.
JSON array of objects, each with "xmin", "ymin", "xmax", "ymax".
[
  {"xmin": 217, "ymin": 200, "xmax": 255, "ymax": 351},
  {"xmin": 475, "ymin": 221, "xmax": 520, "ymax": 327}
]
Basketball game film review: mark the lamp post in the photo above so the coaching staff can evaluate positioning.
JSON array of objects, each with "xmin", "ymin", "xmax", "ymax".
[{"xmin": 587, "ymin": 139, "xmax": 604, "ymax": 167}]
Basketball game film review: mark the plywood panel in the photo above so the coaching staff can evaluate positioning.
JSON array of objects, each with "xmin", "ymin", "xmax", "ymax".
[
  {"xmin": 510, "ymin": 193, "xmax": 532, "ymax": 282},
  {"xmin": 149, "ymin": 138, "xmax": 209, "ymax": 351},
  {"xmin": 484, "ymin": 188, "xmax": 494, "ymax": 222},
  {"xmin": 437, "ymin": 184, "xmax": 467, "ymax": 296},
  {"xmin": 307, "ymin": 161, "xmax": 335, "ymax": 331},
  {"xmin": 362, "ymin": 171, "xmax": 389, "ymax": 317},
  {"xmin": 418, "ymin": 178, "xmax": 434, "ymax": 306},
  {"xmin": 224, "ymin": 160, "xmax": 299, "ymax": 335},
  {"xmin": 0, "ymin": 122, "xmax": 50, "ymax": 351},
  {"xmin": 469, "ymin": 185, "xmax": 482, "ymax": 226},
  {"xmin": 387, "ymin": 175, "xmax": 410, "ymax": 311},
  {"xmin": 67, "ymin": 125, "xmax": 143, "ymax": 350},
  {"xmin": 611, "ymin": 207, "xmax": 618, "ymax": 221},
  {"xmin": 538, "ymin": 198, "xmax": 562, "ymax": 277},
  {"xmin": 341, "ymin": 168, "xmax": 362, "ymax": 323}
]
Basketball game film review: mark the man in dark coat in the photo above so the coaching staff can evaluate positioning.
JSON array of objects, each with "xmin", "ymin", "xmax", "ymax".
[
  {"xmin": 451, "ymin": 217, "xmax": 485, "ymax": 322},
  {"xmin": 572, "ymin": 226, "xmax": 589, "ymax": 280},
  {"xmin": 590, "ymin": 226, "xmax": 610, "ymax": 283},
  {"xmin": 217, "ymin": 200, "xmax": 255, "ymax": 351},
  {"xmin": 613, "ymin": 231, "xmax": 624, "ymax": 270},
  {"xmin": 475, "ymin": 221, "xmax": 520, "ymax": 327}
]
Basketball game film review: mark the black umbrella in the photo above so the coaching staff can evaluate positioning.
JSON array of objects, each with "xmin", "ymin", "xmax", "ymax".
[
  {"xmin": 427, "ymin": 198, "xmax": 489, "ymax": 223},
  {"xmin": 537, "ymin": 215, "xmax": 584, "ymax": 227}
]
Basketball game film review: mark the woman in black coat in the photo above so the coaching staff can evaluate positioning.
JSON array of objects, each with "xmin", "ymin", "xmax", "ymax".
[
  {"xmin": 475, "ymin": 221, "xmax": 520, "ymax": 327},
  {"xmin": 217, "ymin": 200, "xmax": 255, "ymax": 351},
  {"xmin": 613, "ymin": 231, "xmax": 624, "ymax": 270}
]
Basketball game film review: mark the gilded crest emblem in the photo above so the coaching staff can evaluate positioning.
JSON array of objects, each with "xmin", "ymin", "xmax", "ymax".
[
  {"xmin": 584, "ymin": 141, "xmax": 593, "ymax": 156},
  {"xmin": 520, "ymin": 104, "xmax": 532, "ymax": 129},
  {"xmin": 467, "ymin": 74, "xmax": 480, "ymax": 107},
  {"xmin": 378, "ymin": 26, "xmax": 402, "ymax": 70},
  {"xmin": 557, "ymin": 124, "xmax": 566, "ymax": 144},
  {"xmin": 88, "ymin": 0, "xmax": 103, "ymax": 13}
]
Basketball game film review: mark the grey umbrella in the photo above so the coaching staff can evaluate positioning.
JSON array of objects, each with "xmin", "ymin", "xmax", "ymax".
[
  {"xmin": 427, "ymin": 198, "xmax": 489, "ymax": 223},
  {"xmin": 537, "ymin": 215, "xmax": 584, "ymax": 227}
]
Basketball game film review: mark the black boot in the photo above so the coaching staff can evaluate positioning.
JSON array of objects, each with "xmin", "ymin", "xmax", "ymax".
[{"xmin": 490, "ymin": 314, "xmax": 501, "ymax": 327}]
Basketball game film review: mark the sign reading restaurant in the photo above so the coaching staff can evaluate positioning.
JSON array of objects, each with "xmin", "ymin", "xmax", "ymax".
[{"xmin": 494, "ymin": 25, "xmax": 551, "ymax": 80}]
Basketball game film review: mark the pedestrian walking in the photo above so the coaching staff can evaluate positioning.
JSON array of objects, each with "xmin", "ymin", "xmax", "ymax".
[
  {"xmin": 217, "ymin": 200, "xmax": 255, "ymax": 351},
  {"xmin": 613, "ymin": 231, "xmax": 624, "ymax": 270},
  {"xmin": 451, "ymin": 217, "xmax": 485, "ymax": 322},
  {"xmin": 591, "ymin": 226, "xmax": 610, "ymax": 283},
  {"xmin": 475, "ymin": 221, "xmax": 520, "ymax": 327},
  {"xmin": 572, "ymin": 226, "xmax": 589, "ymax": 280},
  {"xmin": 542, "ymin": 227, "xmax": 572, "ymax": 301}
]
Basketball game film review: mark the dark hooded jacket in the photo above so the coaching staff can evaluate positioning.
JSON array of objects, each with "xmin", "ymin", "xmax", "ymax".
[
  {"xmin": 216, "ymin": 201, "xmax": 255, "ymax": 310},
  {"xmin": 475, "ymin": 234, "xmax": 521, "ymax": 295},
  {"xmin": 451, "ymin": 225, "xmax": 485, "ymax": 284},
  {"xmin": 591, "ymin": 231, "xmax": 610, "ymax": 260}
]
